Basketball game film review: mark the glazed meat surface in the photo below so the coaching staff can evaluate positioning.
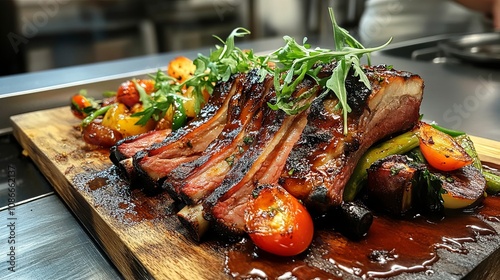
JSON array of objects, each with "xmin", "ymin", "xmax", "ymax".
[
  {"xmin": 280, "ymin": 65, "xmax": 424, "ymax": 210},
  {"xmin": 131, "ymin": 73, "xmax": 246, "ymax": 191},
  {"xmin": 164, "ymin": 70, "xmax": 275, "ymax": 205},
  {"xmin": 205, "ymin": 65, "xmax": 424, "ymax": 234},
  {"xmin": 109, "ymin": 63, "xmax": 424, "ymax": 237},
  {"xmin": 204, "ymin": 79, "xmax": 317, "ymax": 234}
]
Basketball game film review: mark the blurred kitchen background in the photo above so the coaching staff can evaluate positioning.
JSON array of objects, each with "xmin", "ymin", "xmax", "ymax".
[{"xmin": 1, "ymin": 0, "xmax": 363, "ymax": 76}]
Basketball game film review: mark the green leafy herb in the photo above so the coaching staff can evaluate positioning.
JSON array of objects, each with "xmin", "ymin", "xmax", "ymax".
[
  {"xmin": 79, "ymin": 8, "xmax": 392, "ymax": 135},
  {"xmin": 266, "ymin": 7, "xmax": 391, "ymax": 134},
  {"xmin": 132, "ymin": 27, "xmax": 264, "ymax": 129},
  {"xmin": 133, "ymin": 79, "xmax": 152, "ymax": 108},
  {"xmin": 415, "ymin": 169, "xmax": 445, "ymax": 214}
]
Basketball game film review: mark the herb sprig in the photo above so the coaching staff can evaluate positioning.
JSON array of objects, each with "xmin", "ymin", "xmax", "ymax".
[
  {"xmin": 266, "ymin": 7, "xmax": 391, "ymax": 134},
  {"xmin": 133, "ymin": 28, "xmax": 266, "ymax": 127},
  {"xmin": 104, "ymin": 8, "xmax": 391, "ymax": 135}
]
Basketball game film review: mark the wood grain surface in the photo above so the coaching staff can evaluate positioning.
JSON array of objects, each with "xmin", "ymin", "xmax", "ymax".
[
  {"xmin": 10, "ymin": 107, "xmax": 227, "ymax": 280},
  {"xmin": 10, "ymin": 106, "xmax": 500, "ymax": 280}
]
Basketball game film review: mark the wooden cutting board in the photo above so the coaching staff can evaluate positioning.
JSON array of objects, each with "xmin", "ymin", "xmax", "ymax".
[{"xmin": 10, "ymin": 106, "xmax": 500, "ymax": 280}]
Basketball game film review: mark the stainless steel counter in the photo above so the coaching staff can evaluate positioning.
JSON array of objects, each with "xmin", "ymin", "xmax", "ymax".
[
  {"xmin": 0, "ymin": 194, "xmax": 121, "ymax": 279},
  {"xmin": 0, "ymin": 35, "xmax": 499, "ymax": 279}
]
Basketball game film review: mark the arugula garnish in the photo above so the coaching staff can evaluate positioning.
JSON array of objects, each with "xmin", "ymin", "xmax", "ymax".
[
  {"xmin": 133, "ymin": 27, "xmax": 264, "ymax": 128},
  {"xmin": 266, "ymin": 7, "xmax": 391, "ymax": 134},
  {"xmin": 118, "ymin": 8, "xmax": 391, "ymax": 134}
]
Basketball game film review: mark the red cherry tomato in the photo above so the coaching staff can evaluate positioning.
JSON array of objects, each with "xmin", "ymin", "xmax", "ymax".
[
  {"xmin": 245, "ymin": 184, "xmax": 314, "ymax": 256},
  {"xmin": 418, "ymin": 122, "xmax": 472, "ymax": 171},
  {"xmin": 116, "ymin": 79, "xmax": 155, "ymax": 108},
  {"xmin": 70, "ymin": 94, "xmax": 93, "ymax": 119}
]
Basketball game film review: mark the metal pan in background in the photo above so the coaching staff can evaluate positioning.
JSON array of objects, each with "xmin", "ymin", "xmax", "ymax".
[{"xmin": 438, "ymin": 32, "xmax": 500, "ymax": 65}]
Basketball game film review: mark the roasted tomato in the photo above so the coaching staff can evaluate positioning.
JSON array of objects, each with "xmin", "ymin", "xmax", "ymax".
[
  {"xmin": 82, "ymin": 119, "xmax": 123, "ymax": 147},
  {"xmin": 245, "ymin": 184, "xmax": 314, "ymax": 256},
  {"xmin": 116, "ymin": 79, "xmax": 155, "ymax": 108},
  {"xmin": 167, "ymin": 56, "xmax": 196, "ymax": 83},
  {"xmin": 71, "ymin": 94, "xmax": 93, "ymax": 119},
  {"xmin": 418, "ymin": 122, "xmax": 472, "ymax": 171}
]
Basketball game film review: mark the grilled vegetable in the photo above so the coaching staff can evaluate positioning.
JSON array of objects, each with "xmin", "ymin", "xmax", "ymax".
[
  {"xmin": 455, "ymin": 134, "xmax": 482, "ymax": 171},
  {"xmin": 167, "ymin": 56, "xmax": 196, "ymax": 83},
  {"xmin": 411, "ymin": 161, "xmax": 485, "ymax": 212},
  {"xmin": 182, "ymin": 86, "xmax": 209, "ymax": 118},
  {"xmin": 101, "ymin": 103, "xmax": 156, "ymax": 137},
  {"xmin": 484, "ymin": 170, "xmax": 500, "ymax": 194},
  {"xmin": 432, "ymin": 165, "xmax": 486, "ymax": 210},
  {"xmin": 116, "ymin": 79, "xmax": 155, "ymax": 108},
  {"xmin": 430, "ymin": 123, "xmax": 465, "ymax": 137},
  {"xmin": 71, "ymin": 91, "xmax": 98, "ymax": 119},
  {"xmin": 245, "ymin": 184, "xmax": 314, "ymax": 256},
  {"xmin": 418, "ymin": 122, "xmax": 472, "ymax": 171},
  {"xmin": 454, "ymin": 134, "xmax": 500, "ymax": 195},
  {"xmin": 172, "ymin": 97, "xmax": 187, "ymax": 130},
  {"xmin": 343, "ymin": 129, "xmax": 420, "ymax": 202},
  {"xmin": 81, "ymin": 105, "xmax": 111, "ymax": 128},
  {"xmin": 82, "ymin": 119, "xmax": 123, "ymax": 147}
]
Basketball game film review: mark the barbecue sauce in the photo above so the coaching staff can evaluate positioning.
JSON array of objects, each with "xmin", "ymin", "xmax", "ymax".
[
  {"xmin": 224, "ymin": 199, "xmax": 500, "ymax": 279},
  {"xmin": 74, "ymin": 165, "xmax": 500, "ymax": 279},
  {"xmin": 73, "ymin": 166, "xmax": 175, "ymax": 224}
]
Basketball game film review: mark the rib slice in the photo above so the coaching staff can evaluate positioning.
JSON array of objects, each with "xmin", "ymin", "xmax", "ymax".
[
  {"xmin": 132, "ymin": 73, "xmax": 245, "ymax": 191},
  {"xmin": 110, "ymin": 129, "xmax": 171, "ymax": 165},
  {"xmin": 203, "ymin": 79, "xmax": 318, "ymax": 234},
  {"xmin": 280, "ymin": 65, "xmax": 424, "ymax": 210},
  {"xmin": 164, "ymin": 71, "xmax": 274, "ymax": 204},
  {"xmin": 109, "ymin": 129, "xmax": 171, "ymax": 178}
]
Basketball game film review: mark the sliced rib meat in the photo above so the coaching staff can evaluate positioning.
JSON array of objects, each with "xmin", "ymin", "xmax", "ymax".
[
  {"xmin": 119, "ymin": 62, "xmax": 423, "ymax": 240},
  {"xmin": 132, "ymin": 73, "xmax": 245, "ymax": 191},
  {"xmin": 164, "ymin": 71, "xmax": 274, "ymax": 204},
  {"xmin": 110, "ymin": 129, "xmax": 171, "ymax": 166},
  {"xmin": 109, "ymin": 129, "xmax": 171, "ymax": 178},
  {"xmin": 203, "ymin": 80, "xmax": 318, "ymax": 235},
  {"xmin": 280, "ymin": 64, "xmax": 424, "ymax": 210},
  {"xmin": 199, "ymin": 64, "xmax": 422, "ymax": 236}
]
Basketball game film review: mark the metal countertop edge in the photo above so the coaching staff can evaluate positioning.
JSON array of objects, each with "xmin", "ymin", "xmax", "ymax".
[{"xmin": 0, "ymin": 191, "xmax": 54, "ymax": 212}]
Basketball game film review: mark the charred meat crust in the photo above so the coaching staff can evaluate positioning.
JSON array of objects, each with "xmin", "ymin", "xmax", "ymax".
[
  {"xmin": 164, "ymin": 71, "xmax": 274, "ymax": 204},
  {"xmin": 366, "ymin": 155, "xmax": 422, "ymax": 216},
  {"xmin": 203, "ymin": 80, "xmax": 318, "ymax": 235},
  {"xmin": 280, "ymin": 65, "xmax": 424, "ymax": 211},
  {"xmin": 131, "ymin": 73, "xmax": 245, "ymax": 192},
  {"xmin": 109, "ymin": 129, "xmax": 171, "ymax": 170}
]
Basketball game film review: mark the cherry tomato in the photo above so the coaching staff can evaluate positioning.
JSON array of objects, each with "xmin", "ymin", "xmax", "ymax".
[
  {"xmin": 167, "ymin": 56, "xmax": 196, "ymax": 83},
  {"xmin": 418, "ymin": 122, "xmax": 472, "ymax": 171},
  {"xmin": 116, "ymin": 79, "xmax": 155, "ymax": 108},
  {"xmin": 71, "ymin": 94, "xmax": 93, "ymax": 119},
  {"xmin": 245, "ymin": 184, "xmax": 314, "ymax": 256}
]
